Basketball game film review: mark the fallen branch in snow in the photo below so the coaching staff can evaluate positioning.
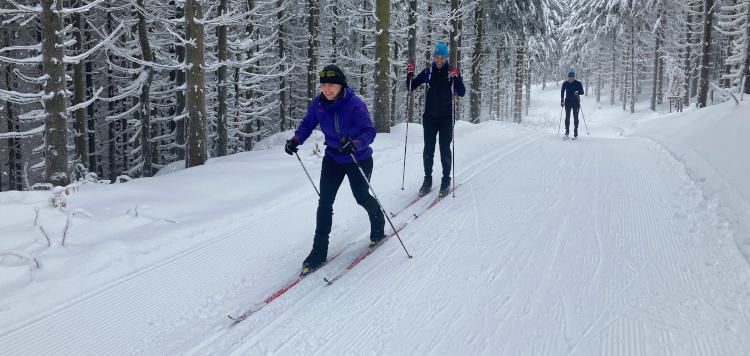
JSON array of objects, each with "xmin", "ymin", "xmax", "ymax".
[
  {"xmin": 39, "ymin": 226, "xmax": 51, "ymax": 246},
  {"xmin": 62, "ymin": 209, "xmax": 92, "ymax": 246},
  {"xmin": 0, "ymin": 251, "xmax": 39, "ymax": 269}
]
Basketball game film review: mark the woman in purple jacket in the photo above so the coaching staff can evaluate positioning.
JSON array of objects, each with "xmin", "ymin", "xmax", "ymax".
[{"xmin": 285, "ymin": 64, "xmax": 385, "ymax": 273}]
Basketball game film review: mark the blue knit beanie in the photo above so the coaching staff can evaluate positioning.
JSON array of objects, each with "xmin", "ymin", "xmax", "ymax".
[
  {"xmin": 568, "ymin": 71, "xmax": 575, "ymax": 77},
  {"xmin": 434, "ymin": 43, "xmax": 448, "ymax": 58}
]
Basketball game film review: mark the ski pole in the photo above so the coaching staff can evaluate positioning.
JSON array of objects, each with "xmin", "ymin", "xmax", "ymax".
[
  {"xmin": 580, "ymin": 106, "xmax": 590, "ymax": 135},
  {"xmin": 350, "ymin": 153, "xmax": 412, "ymax": 258},
  {"xmin": 451, "ymin": 80, "xmax": 456, "ymax": 198},
  {"xmin": 400, "ymin": 77, "xmax": 413, "ymax": 190},
  {"xmin": 295, "ymin": 152, "xmax": 320, "ymax": 197},
  {"xmin": 557, "ymin": 106, "xmax": 563, "ymax": 136}
]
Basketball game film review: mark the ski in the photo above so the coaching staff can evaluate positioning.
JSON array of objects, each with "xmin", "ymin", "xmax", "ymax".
[
  {"xmin": 325, "ymin": 184, "xmax": 462, "ymax": 285},
  {"xmin": 390, "ymin": 186, "xmax": 438, "ymax": 218},
  {"xmin": 562, "ymin": 136, "xmax": 569, "ymax": 141},
  {"xmin": 228, "ymin": 241, "xmax": 355, "ymax": 322},
  {"xmin": 572, "ymin": 136, "xmax": 578, "ymax": 140},
  {"xmin": 428, "ymin": 184, "xmax": 462, "ymax": 210},
  {"xmin": 323, "ymin": 223, "xmax": 407, "ymax": 285}
]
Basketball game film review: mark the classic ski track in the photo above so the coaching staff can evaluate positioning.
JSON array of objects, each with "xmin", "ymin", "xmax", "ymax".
[{"xmin": 4, "ymin": 125, "xmax": 750, "ymax": 355}]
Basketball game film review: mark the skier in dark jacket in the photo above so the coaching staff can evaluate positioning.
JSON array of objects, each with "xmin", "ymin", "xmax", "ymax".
[
  {"xmin": 406, "ymin": 43, "xmax": 466, "ymax": 197},
  {"xmin": 561, "ymin": 71, "xmax": 584, "ymax": 139},
  {"xmin": 285, "ymin": 64, "xmax": 384, "ymax": 273}
]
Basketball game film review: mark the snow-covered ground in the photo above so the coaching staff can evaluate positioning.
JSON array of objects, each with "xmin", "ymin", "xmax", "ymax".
[{"xmin": 1, "ymin": 85, "xmax": 749, "ymax": 355}]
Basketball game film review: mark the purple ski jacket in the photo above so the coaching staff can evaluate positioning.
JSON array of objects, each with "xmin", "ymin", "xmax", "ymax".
[{"xmin": 293, "ymin": 87, "xmax": 377, "ymax": 164}]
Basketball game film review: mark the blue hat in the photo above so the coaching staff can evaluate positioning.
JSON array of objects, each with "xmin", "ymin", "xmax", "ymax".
[
  {"xmin": 434, "ymin": 43, "xmax": 448, "ymax": 58},
  {"xmin": 568, "ymin": 71, "xmax": 575, "ymax": 77}
]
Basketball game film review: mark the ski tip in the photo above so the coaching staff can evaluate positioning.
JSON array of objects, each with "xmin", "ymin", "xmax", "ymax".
[
  {"xmin": 228, "ymin": 315, "xmax": 243, "ymax": 322},
  {"xmin": 323, "ymin": 277, "xmax": 333, "ymax": 285}
]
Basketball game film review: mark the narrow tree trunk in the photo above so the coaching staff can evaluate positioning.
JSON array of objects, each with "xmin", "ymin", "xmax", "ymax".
[
  {"xmin": 136, "ymin": 0, "xmax": 154, "ymax": 177},
  {"xmin": 244, "ymin": 0, "xmax": 257, "ymax": 150},
  {"xmin": 744, "ymin": 7, "xmax": 750, "ymax": 95},
  {"xmin": 216, "ymin": 0, "xmax": 229, "ymax": 156},
  {"xmin": 657, "ymin": 53, "xmax": 664, "ymax": 104},
  {"xmin": 630, "ymin": 25, "xmax": 636, "ymax": 113},
  {"xmin": 361, "ymin": 0, "xmax": 368, "ymax": 95},
  {"xmin": 514, "ymin": 39, "xmax": 524, "ymax": 123},
  {"xmin": 650, "ymin": 30, "xmax": 660, "ymax": 111},
  {"xmin": 277, "ymin": 0, "xmax": 286, "ymax": 133},
  {"xmin": 373, "ymin": 0, "xmax": 391, "ymax": 132},
  {"xmin": 610, "ymin": 30, "xmax": 617, "ymax": 105},
  {"xmin": 407, "ymin": 0, "xmax": 417, "ymax": 123},
  {"xmin": 41, "ymin": 0, "xmax": 71, "ymax": 186},
  {"xmin": 525, "ymin": 56, "xmax": 531, "ymax": 116},
  {"xmin": 449, "ymin": 0, "xmax": 459, "ymax": 66},
  {"xmin": 84, "ymin": 24, "xmax": 97, "ymax": 174},
  {"xmin": 72, "ymin": 0, "xmax": 87, "ymax": 170},
  {"xmin": 697, "ymin": 0, "xmax": 714, "ymax": 108},
  {"xmin": 185, "ymin": 0, "xmax": 208, "ymax": 167},
  {"xmin": 307, "ymin": 0, "xmax": 318, "ymax": 106},
  {"xmin": 596, "ymin": 50, "xmax": 602, "ymax": 102},
  {"xmin": 683, "ymin": 12, "xmax": 693, "ymax": 105},
  {"xmin": 391, "ymin": 41, "xmax": 398, "ymax": 124},
  {"xmin": 470, "ymin": 3, "xmax": 483, "ymax": 123}
]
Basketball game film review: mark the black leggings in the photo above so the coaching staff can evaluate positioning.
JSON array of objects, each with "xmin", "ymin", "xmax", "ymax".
[
  {"xmin": 313, "ymin": 155, "xmax": 382, "ymax": 247},
  {"xmin": 423, "ymin": 117, "xmax": 453, "ymax": 178},
  {"xmin": 565, "ymin": 102, "xmax": 580, "ymax": 136}
]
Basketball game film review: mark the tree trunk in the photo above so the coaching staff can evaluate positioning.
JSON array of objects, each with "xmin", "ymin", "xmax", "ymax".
[
  {"xmin": 596, "ymin": 50, "xmax": 602, "ymax": 103},
  {"xmin": 610, "ymin": 30, "xmax": 617, "ymax": 106},
  {"xmin": 525, "ymin": 55, "xmax": 531, "ymax": 116},
  {"xmin": 450, "ymin": 0, "xmax": 459, "ymax": 66},
  {"xmin": 277, "ymin": 0, "xmax": 286, "ymax": 134},
  {"xmin": 697, "ymin": 0, "xmax": 714, "ymax": 108},
  {"xmin": 307, "ymin": 0, "xmax": 319, "ymax": 106},
  {"xmin": 185, "ymin": 0, "xmax": 208, "ymax": 168},
  {"xmin": 630, "ymin": 25, "xmax": 636, "ymax": 113},
  {"xmin": 683, "ymin": 12, "xmax": 693, "ymax": 105},
  {"xmin": 216, "ymin": 0, "xmax": 229, "ymax": 156},
  {"xmin": 657, "ymin": 53, "xmax": 664, "ymax": 104},
  {"xmin": 744, "ymin": 7, "xmax": 750, "ymax": 95},
  {"xmin": 41, "ymin": 0, "xmax": 71, "ymax": 186},
  {"xmin": 407, "ymin": 0, "xmax": 417, "ymax": 123},
  {"xmin": 470, "ymin": 3, "xmax": 483, "ymax": 123},
  {"xmin": 136, "ymin": 0, "xmax": 154, "ymax": 177},
  {"xmin": 514, "ymin": 39, "xmax": 524, "ymax": 123},
  {"xmin": 391, "ymin": 41, "xmax": 398, "ymax": 124},
  {"xmin": 650, "ymin": 29, "xmax": 660, "ymax": 111},
  {"xmin": 373, "ymin": 0, "xmax": 391, "ymax": 132},
  {"xmin": 72, "ymin": 0, "xmax": 87, "ymax": 170},
  {"xmin": 175, "ymin": 5, "xmax": 186, "ymax": 161}
]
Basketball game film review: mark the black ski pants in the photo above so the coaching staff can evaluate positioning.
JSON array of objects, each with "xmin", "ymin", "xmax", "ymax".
[
  {"xmin": 423, "ymin": 116, "xmax": 453, "ymax": 179},
  {"xmin": 565, "ymin": 102, "xmax": 580, "ymax": 136},
  {"xmin": 313, "ymin": 155, "xmax": 383, "ymax": 251}
]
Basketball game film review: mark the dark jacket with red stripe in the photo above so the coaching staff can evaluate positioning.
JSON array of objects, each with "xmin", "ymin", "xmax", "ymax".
[{"xmin": 293, "ymin": 87, "xmax": 377, "ymax": 164}]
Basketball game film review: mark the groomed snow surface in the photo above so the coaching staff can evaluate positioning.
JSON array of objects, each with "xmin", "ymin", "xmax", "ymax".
[{"xmin": 1, "ymin": 85, "xmax": 749, "ymax": 355}]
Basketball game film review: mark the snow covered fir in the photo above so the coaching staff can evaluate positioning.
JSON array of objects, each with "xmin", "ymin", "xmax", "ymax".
[{"xmin": 1, "ymin": 0, "xmax": 750, "ymax": 355}]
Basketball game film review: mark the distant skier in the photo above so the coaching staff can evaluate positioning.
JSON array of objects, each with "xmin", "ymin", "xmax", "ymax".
[
  {"xmin": 406, "ymin": 43, "xmax": 466, "ymax": 197},
  {"xmin": 284, "ymin": 64, "xmax": 384, "ymax": 273},
  {"xmin": 561, "ymin": 71, "xmax": 584, "ymax": 139}
]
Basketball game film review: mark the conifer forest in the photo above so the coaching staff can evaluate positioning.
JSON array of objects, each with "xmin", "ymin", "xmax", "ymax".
[{"xmin": 1, "ymin": 0, "xmax": 748, "ymax": 190}]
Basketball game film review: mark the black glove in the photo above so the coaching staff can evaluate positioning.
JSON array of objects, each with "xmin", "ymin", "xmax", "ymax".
[
  {"xmin": 341, "ymin": 138, "xmax": 358, "ymax": 154},
  {"xmin": 561, "ymin": 101, "xmax": 565, "ymax": 107},
  {"xmin": 285, "ymin": 138, "xmax": 300, "ymax": 155}
]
